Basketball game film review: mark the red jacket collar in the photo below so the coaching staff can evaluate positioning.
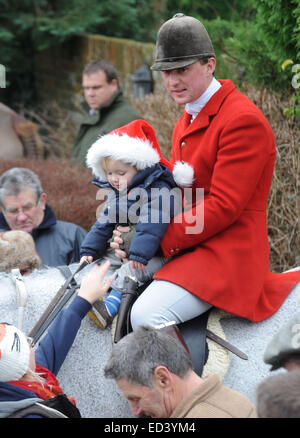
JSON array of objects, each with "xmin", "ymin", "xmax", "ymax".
[{"xmin": 182, "ymin": 79, "xmax": 236, "ymax": 132}]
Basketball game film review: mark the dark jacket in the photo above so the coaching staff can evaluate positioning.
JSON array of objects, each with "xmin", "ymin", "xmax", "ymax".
[
  {"xmin": 0, "ymin": 295, "xmax": 91, "ymax": 418},
  {"xmin": 0, "ymin": 205, "xmax": 87, "ymax": 267},
  {"xmin": 71, "ymin": 90, "xmax": 142, "ymax": 167},
  {"xmin": 80, "ymin": 164, "xmax": 179, "ymax": 265}
]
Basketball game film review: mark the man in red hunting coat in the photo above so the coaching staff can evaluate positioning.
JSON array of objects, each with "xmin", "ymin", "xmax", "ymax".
[{"xmin": 112, "ymin": 14, "xmax": 300, "ymax": 327}]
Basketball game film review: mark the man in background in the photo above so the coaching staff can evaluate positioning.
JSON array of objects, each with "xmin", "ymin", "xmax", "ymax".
[
  {"xmin": 0, "ymin": 167, "xmax": 87, "ymax": 267},
  {"xmin": 71, "ymin": 59, "xmax": 141, "ymax": 167},
  {"xmin": 256, "ymin": 371, "xmax": 300, "ymax": 418}
]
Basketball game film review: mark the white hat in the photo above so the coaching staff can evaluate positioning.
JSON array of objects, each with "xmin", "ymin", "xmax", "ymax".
[
  {"xmin": 0, "ymin": 323, "xmax": 30, "ymax": 381},
  {"xmin": 86, "ymin": 119, "xmax": 171, "ymax": 181}
]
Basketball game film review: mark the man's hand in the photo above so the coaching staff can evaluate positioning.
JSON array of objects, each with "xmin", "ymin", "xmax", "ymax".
[
  {"xmin": 131, "ymin": 261, "xmax": 145, "ymax": 271},
  {"xmin": 77, "ymin": 261, "xmax": 113, "ymax": 304},
  {"xmin": 109, "ymin": 225, "xmax": 130, "ymax": 262}
]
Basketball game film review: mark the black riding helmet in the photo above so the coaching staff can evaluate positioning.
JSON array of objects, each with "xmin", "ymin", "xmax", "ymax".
[{"xmin": 151, "ymin": 13, "xmax": 215, "ymax": 71}]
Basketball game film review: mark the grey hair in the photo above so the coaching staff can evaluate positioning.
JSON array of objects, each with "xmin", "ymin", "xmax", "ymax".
[
  {"xmin": 83, "ymin": 59, "xmax": 119, "ymax": 84},
  {"xmin": 104, "ymin": 326, "xmax": 193, "ymax": 387},
  {"xmin": 0, "ymin": 168, "xmax": 44, "ymax": 207},
  {"xmin": 256, "ymin": 370, "xmax": 300, "ymax": 418}
]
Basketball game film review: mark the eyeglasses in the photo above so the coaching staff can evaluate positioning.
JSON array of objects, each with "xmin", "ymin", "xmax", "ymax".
[{"xmin": 5, "ymin": 202, "xmax": 38, "ymax": 217}]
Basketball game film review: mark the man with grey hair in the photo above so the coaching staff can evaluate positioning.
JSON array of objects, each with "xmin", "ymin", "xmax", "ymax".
[
  {"xmin": 256, "ymin": 370, "xmax": 300, "ymax": 418},
  {"xmin": 104, "ymin": 326, "xmax": 256, "ymax": 418},
  {"xmin": 0, "ymin": 167, "xmax": 87, "ymax": 267},
  {"xmin": 71, "ymin": 58, "xmax": 141, "ymax": 167}
]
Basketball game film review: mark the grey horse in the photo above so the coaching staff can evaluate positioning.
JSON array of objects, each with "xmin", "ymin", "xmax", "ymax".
[{"xmin": 0, "ymin": 264, "xmax": 299, "ymax": 417}]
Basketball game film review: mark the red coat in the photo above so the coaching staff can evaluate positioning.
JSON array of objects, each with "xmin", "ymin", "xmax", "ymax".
[{"xmin": 155, "ymin": 80, "xmax": 300, "ymax": 322}]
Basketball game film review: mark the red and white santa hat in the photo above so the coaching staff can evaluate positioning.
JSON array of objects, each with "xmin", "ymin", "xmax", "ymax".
[{"xmin": 86, "ymin": 119, "xmax": 171, "ymax": 181}]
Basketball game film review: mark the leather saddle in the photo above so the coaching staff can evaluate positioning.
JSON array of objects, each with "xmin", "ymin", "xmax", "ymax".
[{"xmin": 113, "ymin": 276, "xmax": 210, "ymax": 376}]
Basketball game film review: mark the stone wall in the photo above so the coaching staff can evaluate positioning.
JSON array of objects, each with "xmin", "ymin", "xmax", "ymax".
[{"xmin": 34, "ymin": 33, "xmax": 161, "ymax": 113}]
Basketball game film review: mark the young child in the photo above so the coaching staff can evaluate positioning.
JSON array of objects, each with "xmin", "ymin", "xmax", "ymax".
[{"xmin": 80, "ymin": 119, "xmax": 179, "ymax": 328}]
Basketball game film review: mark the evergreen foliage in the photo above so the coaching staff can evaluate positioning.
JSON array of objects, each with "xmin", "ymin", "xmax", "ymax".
[
  {"xmin": 1, "ymin": 0, "xmax": 300, "ymax": 109},
  {"xmin": 224, "ymin": 0, "xmax": 299, "ymax": 91},
  {"xmin": 0, "ymin": 0, "xmax": 157, "ymax": 105},
  {"xmin": 165, "ymin": 0, "xmax": 255, "ymax": 21}
]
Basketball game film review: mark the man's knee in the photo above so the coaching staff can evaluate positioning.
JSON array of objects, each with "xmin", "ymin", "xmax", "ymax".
[{"xmin": 130, "ymin": 299, "xmax": 150, "ymax": 329}]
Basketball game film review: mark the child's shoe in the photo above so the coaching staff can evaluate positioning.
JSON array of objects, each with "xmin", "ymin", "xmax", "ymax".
[{"xmin": 88, "ymin": 299, "xmax": 114, "ymax": 329}]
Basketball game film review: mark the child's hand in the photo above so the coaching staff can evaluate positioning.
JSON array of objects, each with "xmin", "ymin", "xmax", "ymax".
[
  {"xmin": 77, "ymin": 261, "xmax": 113, "ymax": 304},
  {"xmin": 131, "ymin": 260, "xmax": 145, "ymax": 271},
  {"xmin": 80, "ymin": 255, "xmax": 93, "ymax": 264}
]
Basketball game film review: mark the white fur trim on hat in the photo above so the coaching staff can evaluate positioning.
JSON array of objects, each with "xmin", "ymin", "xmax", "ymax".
[
  {"xmin": 172, "ymin": 161, "xmax": 194, "ymax": 187},
  {"xmin": 0, "ymin": 323, "xmax": 30, "ymax": 381},
  {"xmin": 86, "ymin": 133, "xmax": 160, "ymax": 181}
]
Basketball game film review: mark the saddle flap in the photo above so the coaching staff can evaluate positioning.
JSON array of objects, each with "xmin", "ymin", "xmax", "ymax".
[{"xmin": 177, "ymin": 310, "xmax": 210, "ymax": 376}]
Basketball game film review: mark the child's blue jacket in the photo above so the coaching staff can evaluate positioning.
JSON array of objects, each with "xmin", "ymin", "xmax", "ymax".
[{"xmin": 80, "ymin": 163, "xmax": 180, "ymax": 265}]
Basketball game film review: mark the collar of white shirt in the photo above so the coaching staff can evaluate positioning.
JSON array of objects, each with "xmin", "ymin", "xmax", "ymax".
[{"xmin": 185, "ymin": 77, "xmax": 222, "ymax": 121}]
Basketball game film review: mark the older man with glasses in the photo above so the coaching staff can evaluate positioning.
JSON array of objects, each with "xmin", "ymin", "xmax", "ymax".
[{"xmin": 0, "ymin": 167, "xmax": 87, "ymax": 267}]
